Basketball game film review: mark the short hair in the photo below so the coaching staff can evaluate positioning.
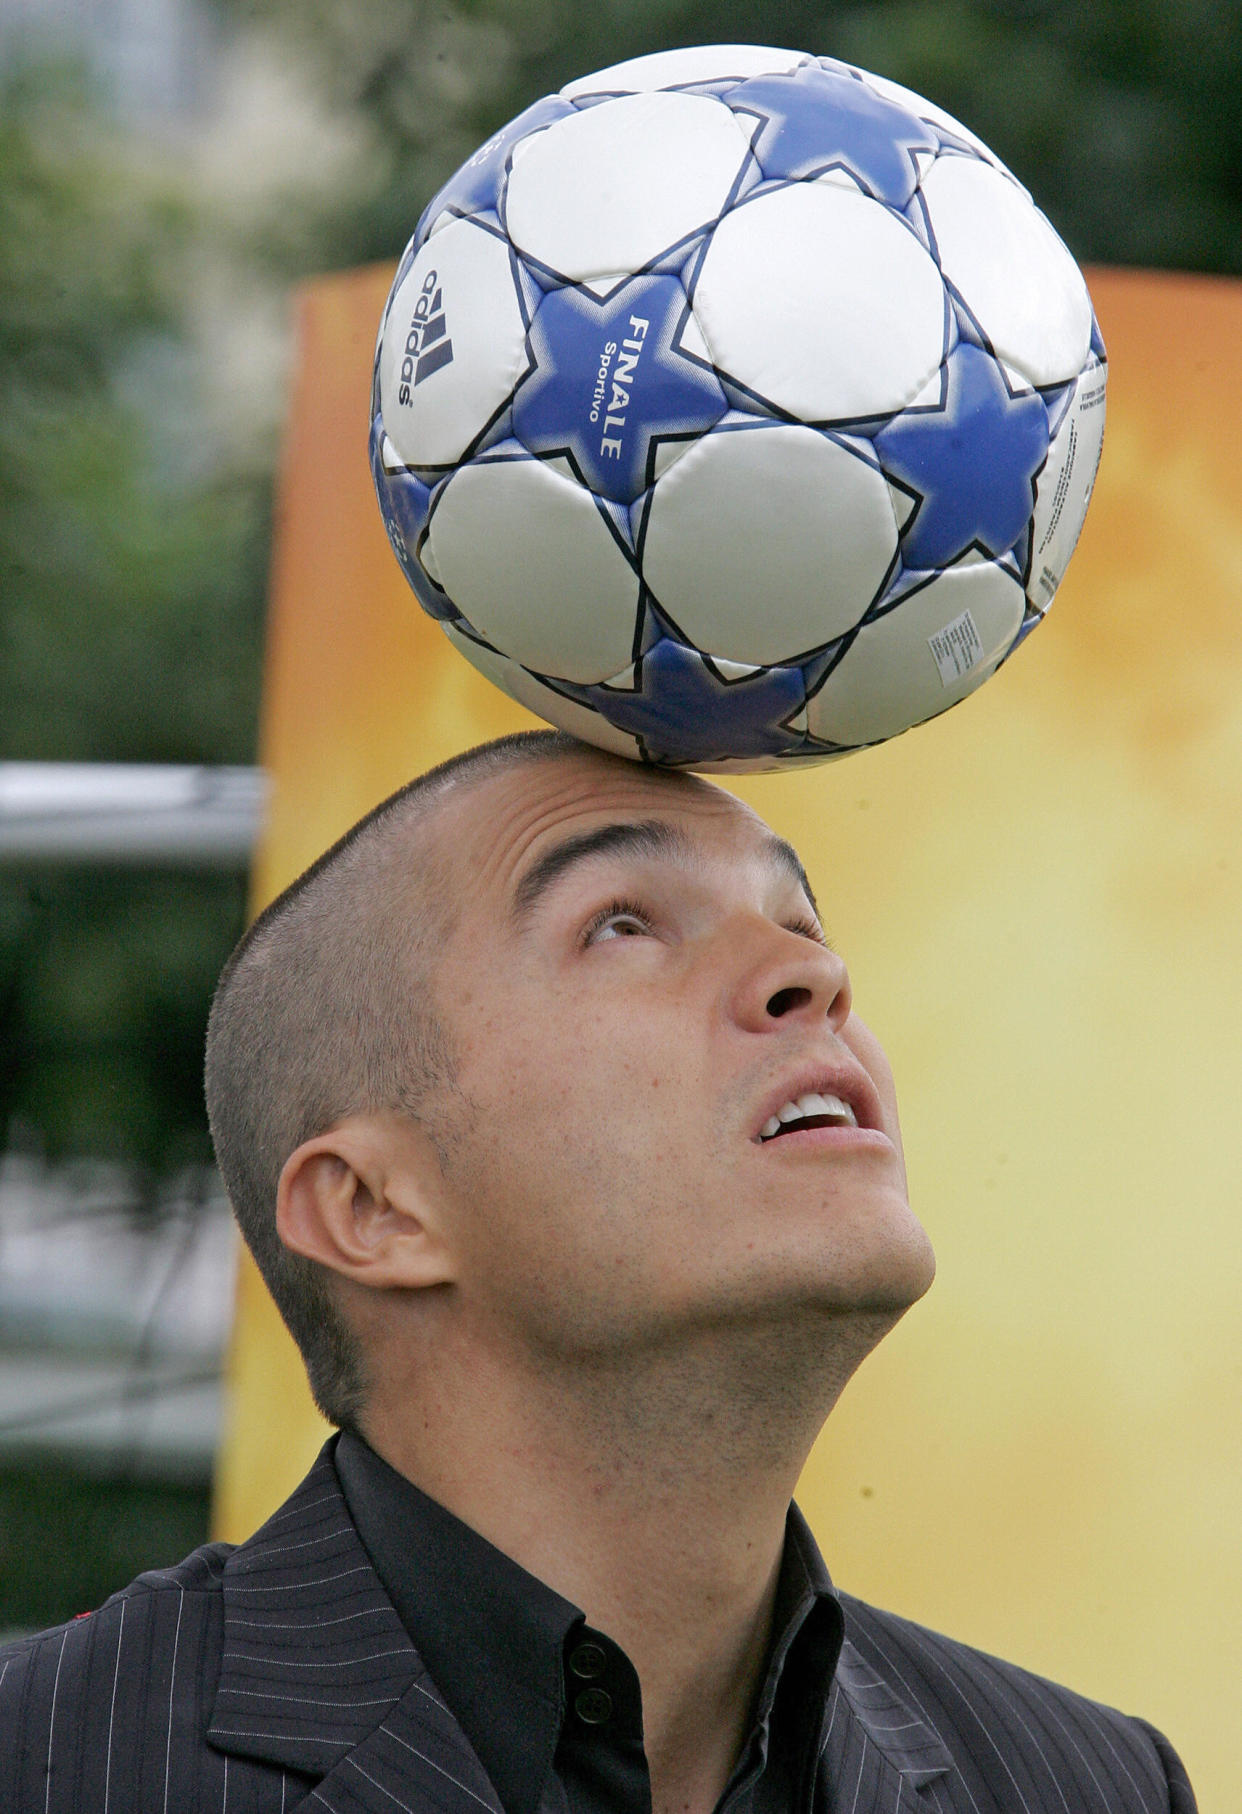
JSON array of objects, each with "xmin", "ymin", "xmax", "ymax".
[{"xmin": 205, "ymin": 728, "xmax": 586, "ymax": 1426}]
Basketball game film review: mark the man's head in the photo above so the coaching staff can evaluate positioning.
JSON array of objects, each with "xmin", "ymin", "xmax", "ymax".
[{"xmin": 205, "ymin": 731, "xmax": 934, "ymax": 1433}]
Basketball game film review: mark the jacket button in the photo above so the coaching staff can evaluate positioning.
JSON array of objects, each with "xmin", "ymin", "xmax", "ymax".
[
  {"xmin": 574, "ymin": 1687, "xmax": 613, "ymax": 1725},
  {"xmin": 568, "ymin": 1642, "xmax": 607, "ymax": 1680}
]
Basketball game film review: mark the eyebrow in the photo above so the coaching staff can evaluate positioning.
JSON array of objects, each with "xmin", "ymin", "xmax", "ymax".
[{"xmin": 510, "ymin": 816, "xmax": 821, "ymax": 925}]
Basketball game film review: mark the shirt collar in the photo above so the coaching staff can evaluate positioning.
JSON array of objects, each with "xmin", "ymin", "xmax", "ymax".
[
  {"xmin": 335, "ymin": 1429, "xmax": 577, "ymax": 1814},
  {"xmin": 737, "ymin": 1503, "xmax": 843, "ymax": 1795},
  {"xmin": 334, "ymin": 1431, "xmax": 843, "ymax": 1814}
]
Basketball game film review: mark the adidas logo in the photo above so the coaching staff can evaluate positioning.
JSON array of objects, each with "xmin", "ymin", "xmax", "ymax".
[{"xmin": 397, "ymin": 268, "xmax": 454, "ymax": 404}]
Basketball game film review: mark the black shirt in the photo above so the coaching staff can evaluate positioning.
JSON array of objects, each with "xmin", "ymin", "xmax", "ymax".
[{"xmin": 334, "ymin": 1431, "xmax": 844, "ymax": 1814}]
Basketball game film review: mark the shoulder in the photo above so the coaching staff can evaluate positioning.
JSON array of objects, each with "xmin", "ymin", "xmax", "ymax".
[
  {"xmin": 0, "ymin": 1540, "xmax": 233, "ymax": 1735},
  {"xmin": 836, "ymin": 1591, "xmax": 1197, "ymax": 1811}
]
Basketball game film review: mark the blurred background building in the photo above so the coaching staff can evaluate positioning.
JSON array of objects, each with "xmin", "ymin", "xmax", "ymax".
[
  {"xmin": 0, "ymin": 0, "xmax": 216, "ymax": 120},
  {"xmin": 2, "ymin": 0, "xmax": 1240, "ymax": 1635}
]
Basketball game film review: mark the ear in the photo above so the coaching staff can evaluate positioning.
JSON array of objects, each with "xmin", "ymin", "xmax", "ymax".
[{"xmin": 276, "ymin": 1113, "xmax": 456, "ymax": 1292}]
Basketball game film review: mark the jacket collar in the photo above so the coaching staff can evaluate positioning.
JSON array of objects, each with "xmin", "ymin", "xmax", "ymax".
[
  {"xmin": 208, "ymin": 1439, "xmax": 504, "ymax": 1812},
  {"xmin": 824, "ymin": 1611, "xmax": 955, "ymax": 1802}
]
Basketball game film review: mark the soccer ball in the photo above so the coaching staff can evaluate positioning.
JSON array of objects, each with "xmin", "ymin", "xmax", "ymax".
[{"xmin": 370, "ymin": 45, "xmax": 1106, "ymax": 772}]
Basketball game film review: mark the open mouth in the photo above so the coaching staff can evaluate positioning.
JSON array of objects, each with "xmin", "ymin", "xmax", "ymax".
[{"xmin": 759, "ymin": 1091, "xmax": 859, "ymax": 1141}]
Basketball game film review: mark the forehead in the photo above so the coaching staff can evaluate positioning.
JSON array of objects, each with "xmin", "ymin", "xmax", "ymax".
[{"xmin": 430, "ymin": 753, "xmax": 785, "ymax": 913}]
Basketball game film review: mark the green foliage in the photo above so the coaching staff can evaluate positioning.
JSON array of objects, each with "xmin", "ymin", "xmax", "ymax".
[
  {"xmin": 0, "ymin": 1456, "xmax": 209, "ymax": 1630},
  {"xmin": 0, "ymin": 866, "xmax": 249, "ymax": 1170},
  {"xmin": 0, "ymin": 60, "xmax": 267, "ymax": 764},
  {"xmin": 217, "ymin": 0, "xmax": 1242, "ymax": 274},
  {"xmin": 0, "ymin": 58, "xmax": 263, "ymax": 1165}
]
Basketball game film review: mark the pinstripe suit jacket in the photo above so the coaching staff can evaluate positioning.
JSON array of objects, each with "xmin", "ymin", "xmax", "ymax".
[{"xmin": 0, "ymin": 1442, "xmax": 1196, "ymax": 1813}]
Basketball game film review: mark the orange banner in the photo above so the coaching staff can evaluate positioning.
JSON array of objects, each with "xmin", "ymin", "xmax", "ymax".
[{"xmin": 215, "ymin": 263, "xmax": 1242, "ymax": 1804}]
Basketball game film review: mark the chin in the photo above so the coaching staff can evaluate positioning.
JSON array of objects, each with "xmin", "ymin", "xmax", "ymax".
[
  {"xmin": 719, "ymin": 1227, "xmax": 936, "ymax": 1334},
  {"xmin": 805, "ymin": 1209, "xmax": 937, "ymax": 1321}
]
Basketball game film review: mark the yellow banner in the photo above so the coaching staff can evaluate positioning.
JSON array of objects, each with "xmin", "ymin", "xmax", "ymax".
[{"xmin": 214, "ymin": 263, "xmax": 1241, "ymax": 1803}]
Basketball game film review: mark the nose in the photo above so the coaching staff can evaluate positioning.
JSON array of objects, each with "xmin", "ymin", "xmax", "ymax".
[{"xmin": 727, "ymin": 917, "xmax": 853, "ymax": 1036}]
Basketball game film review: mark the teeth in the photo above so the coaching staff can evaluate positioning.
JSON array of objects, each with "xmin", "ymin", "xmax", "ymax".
[
  {"xmin": 760, "ymin": 1091, "xmax": 858, "ymax": 1140},
  {"xmin": 811, "ymin": 1092, "xmax": 856, "ymax": 1121}
]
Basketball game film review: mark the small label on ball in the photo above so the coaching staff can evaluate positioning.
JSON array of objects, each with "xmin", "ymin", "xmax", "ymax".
[{"xmin": 928, "ymin": 608, "xmax": 985, "ymax": 686}]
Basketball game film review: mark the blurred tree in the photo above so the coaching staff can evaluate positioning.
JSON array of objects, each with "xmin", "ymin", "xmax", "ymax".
[
  {"xmin": 0, "ymin": 57, "xmax": 264, "ymax": 1170},
  {"xmin": 0, "ymin": 1457, "xmax": 211, "ymax": 1629},
  {"xmin": 214, "ymin": 0, "xmax": 1242, "ymax": 274},
  {"xmin": 0, "ymin": 57, "xmax": 268, "ymax": 765},
  {"xmin": 0, "ymin": 866, "xmax": 248, "ymax": 1170}
]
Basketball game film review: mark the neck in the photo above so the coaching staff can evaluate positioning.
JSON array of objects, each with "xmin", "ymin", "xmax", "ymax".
[{"xmin": 361, "ymin": 1305, "xmax": 893, "ymax": 1814}]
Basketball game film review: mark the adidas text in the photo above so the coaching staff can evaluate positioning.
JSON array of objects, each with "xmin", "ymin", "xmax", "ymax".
[{"xmin": 397, "ymin": 270, "xmax": 454, "ymax": 403}]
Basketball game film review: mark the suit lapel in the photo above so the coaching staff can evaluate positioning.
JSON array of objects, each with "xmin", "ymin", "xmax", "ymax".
[
  {"xmin": 296, "ymin": 1669, "xmax": 506, "ymax": 1814},
  {"xmin": 821, "ymin": 1634, "xmax": 955, "ymax": 1809},
  {"xmin": 207, "ymin": 1442, "xmax": 503, "ymax": 1814},
  {"xmin": 209, "ymin": 1446, "xmax": 956, "ymax": 1814}
]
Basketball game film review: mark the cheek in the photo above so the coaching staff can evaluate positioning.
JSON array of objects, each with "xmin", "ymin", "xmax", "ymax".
[
  {"xmin": 446, "ymin": 1029, "xmax": 698, "ymax": 1258},
  {"xmin": 844, "ymin": 1014, "xmax": 905, "ymax": 1138},
  {"xmin": 440, "ymin": 1092, "xmax": 680, "ymax": 1353},
  {"xmin": 467, "ymin": 997, "xmax": 687, "ymax": 1129}
]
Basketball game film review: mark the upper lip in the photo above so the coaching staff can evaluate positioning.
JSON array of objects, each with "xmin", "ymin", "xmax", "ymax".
[{"xmin": 751, "ymin": 1057, "xmax": 882, "ymax": 1143}]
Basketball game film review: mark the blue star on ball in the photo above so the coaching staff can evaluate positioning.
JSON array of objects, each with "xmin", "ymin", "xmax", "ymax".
[
  {"xmin": 559, "ymin": 637, "xmax": 808, "ymax": 765},
  {"xmin": 873, "ymin": 344, "xmax": 1051, "ymax": 571},
  {"xmin": 514, "ymin": 275, "xmax": 727, "ymax": 503},
  {"xmin": 727, "ymin": 65, "xmax": 940, "ymax": 208}
]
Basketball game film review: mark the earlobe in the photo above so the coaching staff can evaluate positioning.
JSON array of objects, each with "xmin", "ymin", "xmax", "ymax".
[{"xmin": 276, "ymin": 1117, "xmax": 457, "ymax": 1292}]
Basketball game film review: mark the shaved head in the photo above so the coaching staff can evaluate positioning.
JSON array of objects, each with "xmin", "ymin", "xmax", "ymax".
[
  {"xmin": 205, "ymin": 730, "xmax": 587, "ymax": 1423},
  {"xmin": 207, "ymin": 728, "xmax": 928, "ymax": 1443}
]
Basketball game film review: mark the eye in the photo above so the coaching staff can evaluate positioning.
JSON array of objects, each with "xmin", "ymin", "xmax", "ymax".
[
  {"xmin": 582, "ymin": 899, "xmax": 654, "ymax": 945},
  {"xmin": 786, "ymin": 915, "xmax": 828, "ymax": 946}
]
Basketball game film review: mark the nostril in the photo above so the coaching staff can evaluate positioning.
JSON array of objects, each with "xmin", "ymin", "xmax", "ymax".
[{"xmin": 766, "ymin": 985, "xmax": 813, "ymax": 1018}]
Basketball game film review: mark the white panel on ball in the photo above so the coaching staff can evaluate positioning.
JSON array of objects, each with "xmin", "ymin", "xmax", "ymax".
[
  {"xmin": 806, "ymin": 560, "xmax": 1025, "ymax": 746},
  {"xmin": 642, "ymin": 424, "xmax": 898, "ymax": 664},
  {"xmin": 1027, "ymin": 357, "xmax": 1108, "ymax": 613},
  {"xmin": 441, "ymin": 624, "xmax": 644, "ymax": 760},
  {"xmin": 427, "ymin": 457, "xmax": 639, "ymax": 683},
  {"xmin": 692, "ymin": 184, "xmax": 947, "ymax": 420},
  {"xmin": 378, "ymin": 220, "xmax": 530, "ymax": 468},
  {"xmin": 920, "ymin": 157, "xmax": 1092, "ymax": 387},
  {"xmin": 504, "ymin": 93, "xmax": 752, "ymax": 282},
  {"xmin": 560, "ymin": 44, "xmax": 807, "ymax": 98}
]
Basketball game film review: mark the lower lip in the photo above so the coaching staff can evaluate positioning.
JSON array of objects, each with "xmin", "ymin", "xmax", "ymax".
[{"xmin": 756, "ymin": 1123, "xmax": 890, "ymax": 1153}]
